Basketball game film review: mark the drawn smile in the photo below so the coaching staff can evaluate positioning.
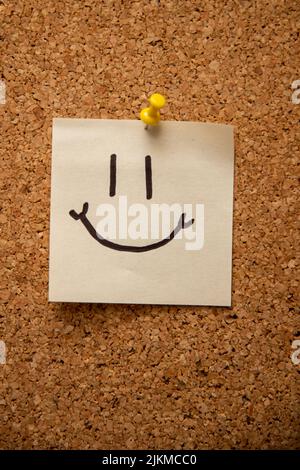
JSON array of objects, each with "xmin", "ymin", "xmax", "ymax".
[
  {"xmin": 69, "ymin": 154, "xmax": 194, "ymax": 252},
  {"xmin": 69, "ymin": 202, "xmax": 194, "ymax": 253}
]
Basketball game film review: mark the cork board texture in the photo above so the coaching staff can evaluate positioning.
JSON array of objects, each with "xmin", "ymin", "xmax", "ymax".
[{"xmin": 0, "ymin": 0, "xmax": 299, "ymax": 450}]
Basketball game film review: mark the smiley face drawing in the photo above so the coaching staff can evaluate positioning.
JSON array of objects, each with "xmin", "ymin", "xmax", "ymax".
[
  {"xmin": 69, "ymin": 154, "xmax": 195, "ymax": 252},
  {"xmin": 49, "ymin": 118, "xmax": 234, "ymax": 306}
]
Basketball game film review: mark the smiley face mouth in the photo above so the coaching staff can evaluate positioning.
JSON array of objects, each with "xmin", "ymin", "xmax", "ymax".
[{"xmin": 69, "ymin": 202, "xmax": 194, "ymax": 253}]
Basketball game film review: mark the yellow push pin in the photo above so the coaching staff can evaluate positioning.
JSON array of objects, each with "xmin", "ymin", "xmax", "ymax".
[{"xmin": 140, "ymin": 93, "xmax": 166, "ymax": 129}]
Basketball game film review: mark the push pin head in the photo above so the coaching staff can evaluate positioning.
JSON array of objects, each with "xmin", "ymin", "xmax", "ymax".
[{"xmin": 140, "ymin": 93, "xmax": 166, "ymax": 128}]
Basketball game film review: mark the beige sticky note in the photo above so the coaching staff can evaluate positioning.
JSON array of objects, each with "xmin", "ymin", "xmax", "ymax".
[{"xmin": 49, "ymin": 118, "xmax": 234, "ymax": 306}]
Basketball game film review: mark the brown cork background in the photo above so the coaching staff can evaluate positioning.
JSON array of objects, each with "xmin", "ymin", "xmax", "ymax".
[{"xmin": 0, "ymin": 0, "xmax": 299, "ymax": 450}]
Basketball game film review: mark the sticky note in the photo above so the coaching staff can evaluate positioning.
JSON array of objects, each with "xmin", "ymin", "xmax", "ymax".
[{"xmin": 49, "ymin": 119, "xmax": 234, "ymax": 306}]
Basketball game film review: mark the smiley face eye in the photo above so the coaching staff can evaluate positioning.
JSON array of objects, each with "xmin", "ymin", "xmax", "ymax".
[
  {"xmin": 145, "ymin": 155, "xmax": 152, "ymax": 200},
  {"xmin": 109, "ymin": 154, "xmax": 153, "ymax": 200},
  {"xmin": 109, "ymin": 153, "xmax": 117, "ymax": 197}
]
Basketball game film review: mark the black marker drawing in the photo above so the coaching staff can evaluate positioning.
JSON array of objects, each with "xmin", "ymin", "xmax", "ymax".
[
  {"xmin": 145, "ymin": 155, "xmax": 152, "ymax": 200},
  {"xmin": 109, "ymin": 153, "xmax": 116, "ymax": 197},
  {"xmin": 69, "ymin": 203, "xmax": 194, "ymax": 252},
  {"xmin": 69, "ymin": 154, "xmax": 195, "ymax": 253}
]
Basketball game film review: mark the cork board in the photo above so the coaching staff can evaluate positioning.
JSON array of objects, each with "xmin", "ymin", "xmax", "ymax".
[{"xmin": 1, "ymin": 0, "xmax": 299, "ymax": 450}]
